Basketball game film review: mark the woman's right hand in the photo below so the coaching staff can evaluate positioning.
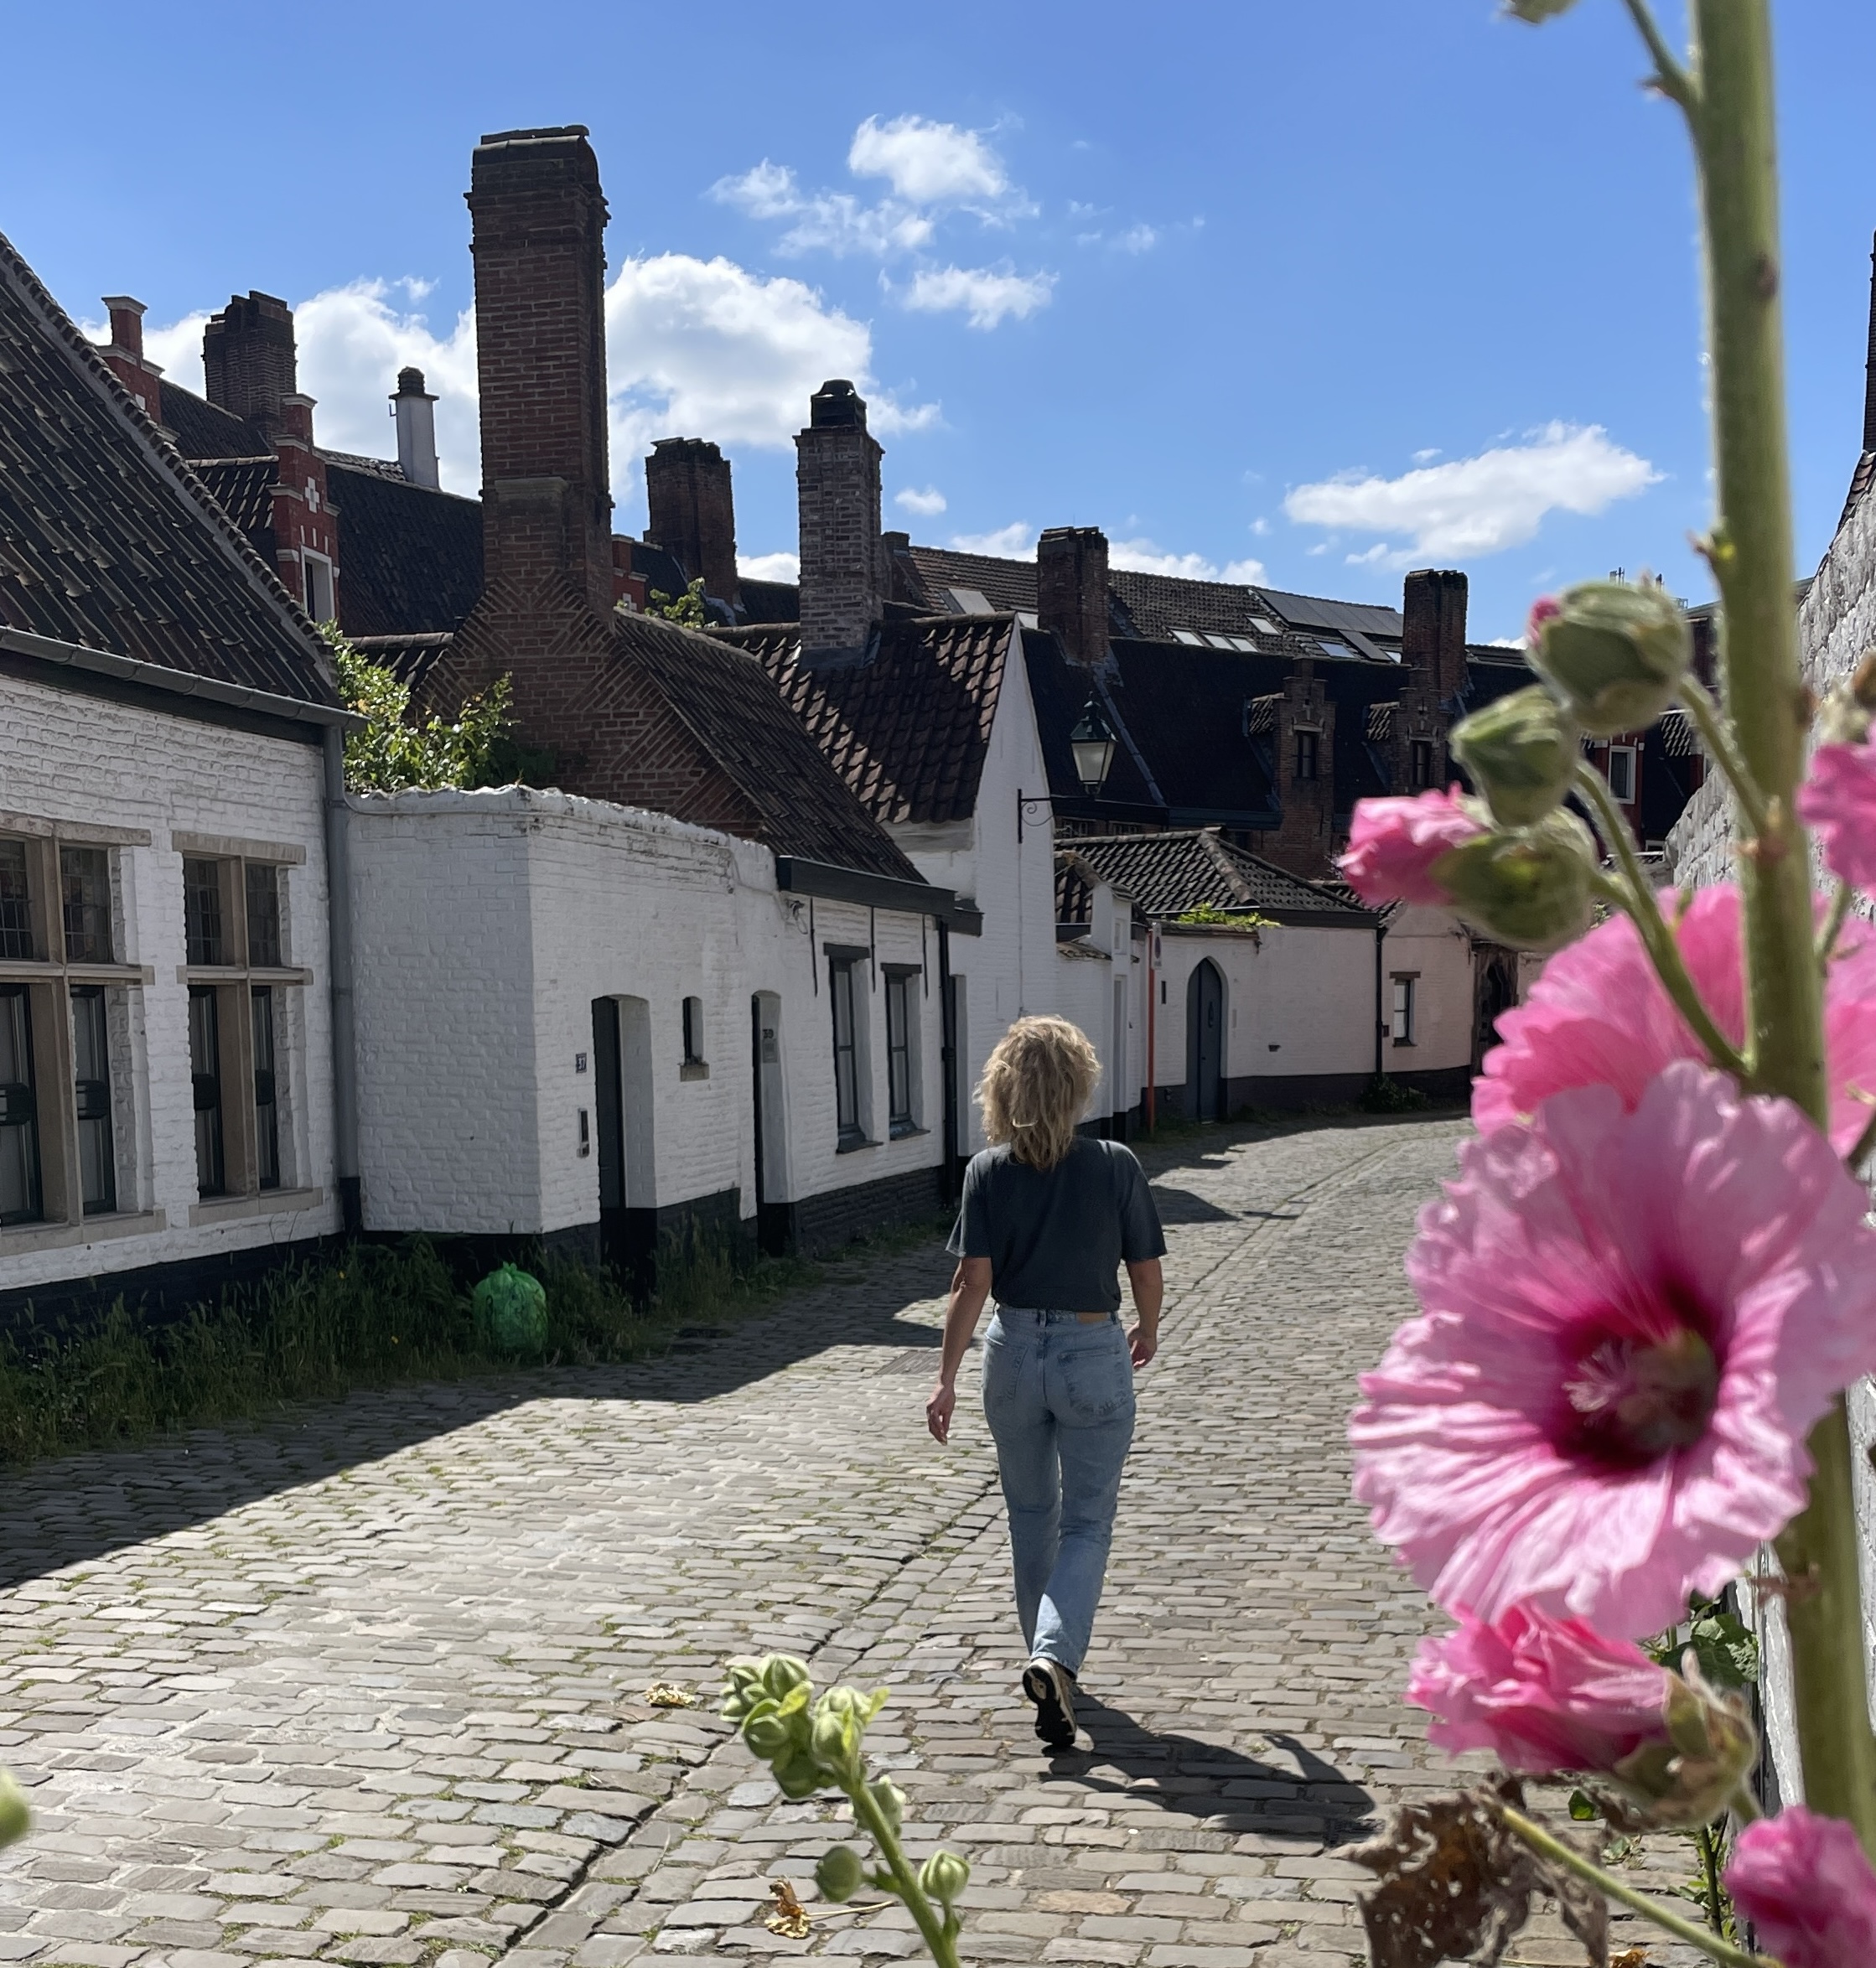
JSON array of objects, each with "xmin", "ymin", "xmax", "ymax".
[
  {"xmin": 1128, "ymin": 1323, "xmax": 1158, "ymax": 1369},
  {"xmin": 927, "ymin": 1380, "xmax": 956, "ymax": 1444}
]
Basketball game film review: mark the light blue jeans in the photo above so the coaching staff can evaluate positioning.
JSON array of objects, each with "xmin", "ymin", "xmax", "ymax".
[{"xmin": 981, "ymin": 1304, "xmax": 1137, "ymax": 1677}]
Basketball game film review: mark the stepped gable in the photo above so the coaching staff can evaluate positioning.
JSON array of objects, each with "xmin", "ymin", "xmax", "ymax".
[
  {"xmin": 615, "ymin": 611, "xmax": 924, "ymax": 881},
  {"xmin": 0, "ymin": 230, "xmax": 339, "ymax": 709},
  {"xmin": 721, "ymin": 614, "xmax": 1014, "ymax": 827},
  {"xmin": 1066, "ymin": 829, "xmax": 1369, "ymax": 924}
]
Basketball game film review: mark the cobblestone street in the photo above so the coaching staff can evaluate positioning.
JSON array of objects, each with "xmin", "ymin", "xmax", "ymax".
[{"xmin": 0, "ymin": 1116, "xmax": 1702, "ymax": 1968}]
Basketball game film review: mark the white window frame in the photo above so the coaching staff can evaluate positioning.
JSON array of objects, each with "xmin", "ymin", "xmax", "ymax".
[
  {"xmin": 1391, "ymin": 972, "xmax": 1417, "ymax": 1048},
  {"xmin": 302, "ymin": 551, "xmax": 336, "ymax": 623},
  {"xmin": 1605, "ymin": 743, "xmax": 1638, "ymax": 804},
  {"xmin": 883, "ymin": 966, "xmax": 923, "ymax": 1137}
]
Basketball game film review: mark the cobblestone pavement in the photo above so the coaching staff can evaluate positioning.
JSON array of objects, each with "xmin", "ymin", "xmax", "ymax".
[{"xmin": 0, "ymin": 1116, "xmax": 1707, "ymax": 1968}]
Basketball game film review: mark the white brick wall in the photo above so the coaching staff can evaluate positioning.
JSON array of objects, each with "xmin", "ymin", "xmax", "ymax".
[
  {"xmin": 0, "ymin": 674, "xmax": 338, "ymax": 1293},
  {"xmin": 348, "ymin": 789, "xmax": 945, "ymax": 1236}
]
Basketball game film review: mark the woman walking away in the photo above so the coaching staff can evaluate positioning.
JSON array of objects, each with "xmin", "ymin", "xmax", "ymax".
[{"xmin": 926, "ymin": 1016, "xmax": 1166, "ymax": 1751}]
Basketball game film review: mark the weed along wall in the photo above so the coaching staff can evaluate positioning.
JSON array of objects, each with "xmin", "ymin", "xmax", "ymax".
[{"xmin": 346, "ymin": 787, "xmax": 948, "ymax": 1269}]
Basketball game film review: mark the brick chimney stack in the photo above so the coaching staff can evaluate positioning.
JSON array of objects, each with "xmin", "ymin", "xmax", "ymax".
[
  {"xmin": 645, "ymin": 438, "xmax": 739, "ymax": 608},
  {"xmin": 1401, "ymin": 568, "xmax": 1469, "ymax": 706},
  {"xmin": 467, "ymin": 126, "xmax": 614, "ymax": 618},
  {"xmin": 1038, "ymin": 526, "xmax": 1111, "ymax": 666},
  {"xmin": 796, "ymin": 380, "xmax": 885, "ymax": 655},
  {"xmin": 203, "ymin": 292, "xmax": 298, "ymax": 433},
  {"xmin": 392, "ymin": 366, "xmax": 441, "ymax": 489},
  {"xmin": 98, "ymin": 296, "xmax": 165, "ymax": 427}
]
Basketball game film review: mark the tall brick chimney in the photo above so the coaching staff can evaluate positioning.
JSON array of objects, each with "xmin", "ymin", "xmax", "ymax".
[
  {"xmin": 796, "ymin": 380, "xmax": 884, "ymax": 655},
  {"xmin": 645, "ymin": 438, "xmax": 739, "ymax": 607},
  {"xmin": 467, "ymin": 126, "xmax": 614, "ymax": 618},
  {"xmin": 1038, "ymin": 526, "xmax": 1111, "ymax": 666},
  {"xmin": 98, "ymin": 297, "xmax": 165, "ymax": 426},
  {"xmin": 1401, "ymin": 568, "xmax": 1469, "ymax": 706},
  {"xmin": 203, "ymin": 292, "xmax": 298, "ymax": 433}
]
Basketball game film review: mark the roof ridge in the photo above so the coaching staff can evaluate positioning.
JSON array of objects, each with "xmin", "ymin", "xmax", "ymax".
[{"xmin": 1195, "ymin": 826, "xmax": 1256, "ymax": 906}]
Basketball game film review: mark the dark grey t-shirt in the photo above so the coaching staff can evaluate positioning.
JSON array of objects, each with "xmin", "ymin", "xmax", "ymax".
[{"xmin": 946, "ymin": 1137, "xmax": 1168, "ymax": 1313}]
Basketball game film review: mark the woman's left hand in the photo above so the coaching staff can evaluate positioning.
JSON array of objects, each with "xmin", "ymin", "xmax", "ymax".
[{"xmin": 1128, "ymin": 1323, "xmax": 1158, "ymax": 1369}]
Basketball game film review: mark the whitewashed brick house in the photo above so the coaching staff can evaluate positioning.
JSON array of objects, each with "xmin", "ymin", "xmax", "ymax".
[{"xmin": 0, "ymin": 230, "xmax": 357, "ymax": 1323}]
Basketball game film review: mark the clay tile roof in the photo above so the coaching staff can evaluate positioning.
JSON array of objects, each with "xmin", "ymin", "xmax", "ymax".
[
  {"xmin": 158, "ymin": 380, "xmax": 267, "ymax": 459},
  {"xmin": 718, "ymin": 614, "xmax": 1015, "ymax": 827},
  {"xmin": 1065, "ymin": 829, "xmax": 1368, "ymax": 922},
  {"xmin": 348, "ymin": 630, "xmax": 457, "ymax": 691},
  {"xmin": 614, "ymin": 611, "xmax": 926, "ymax": 882},
  {"xmin": 324, "ymin": 461, "xmax": 483, "ymax": 636},
  {"xmin": 1055, "ymin": 852, "xmax": 1095, "ymax": 927},
  {"xmin": 192, "ymin": 457, "xmax": 278, "ymax": 537},
  {"xmin": 1366, "ymin": 700, "xmax": 1397, "ymax": 743},
  {"xmin": 0, "ymin": 232, "xmax": 341, "ymax": 711}
]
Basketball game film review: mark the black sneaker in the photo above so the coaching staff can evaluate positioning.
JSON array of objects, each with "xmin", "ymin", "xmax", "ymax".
[{"xmin": 1021, "ymin": 1657, "xmax": 1077, "ymax": 1750}]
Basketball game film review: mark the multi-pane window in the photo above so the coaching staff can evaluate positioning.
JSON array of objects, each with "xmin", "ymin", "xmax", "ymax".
[
  {"xmin": 184, "ymin": 857, "xmax": 226, "ymax": 966},
  {"xmin": 885, "ymin": 970, "xmax": 915, "ymax": 1135},
  {"xmin": 251, "ymin": 987, "xmax": 281, "ymax": 1190},
  {"xmin": 246, "ymin": 864, "xmax": 282, "ymax": 967},
  {"xmin": 0, "ymin": 842, "xmax": 33, "ymax": 960},
  {"xmin": 0, "ymin": 987, "xmax": 39, "ymax": 1225},
  {"xmin": 1391, "ymin": 974, "xmax": 1417, "ymax": 1047},
  {"xmin": 60, "ymin": 847, "xmax": 113, "ymax": 963},
  {"xmin": 1293, "ymin": 728, "xmax": 1319, "ymax": 782},
  {"xmin": 71, "ymin": 987, "xmax": 115, "ymax": 1214},
  {"xmin": 1409, "ymin": 739, "xmax": 1433, "ymax": 792},
  {"xmin": 830, "ymin": 957, "xmax": 863, "ymax": 1147},
  {"xmin": 189, "ymin": 986, "xmax": 225, "ymax": 1198}
]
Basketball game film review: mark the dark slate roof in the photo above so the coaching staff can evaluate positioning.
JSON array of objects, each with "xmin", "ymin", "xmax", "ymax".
[
  {"xmin": 1067, "ymin": 830, "xmax": 1368, "ymax": 922},
  {"xmin": 718, "ymin": 615, "xmax": 1014, "ymax": 826},
  {"xmin": 614, "ymin": 611, "xmax": 925, "ymax": 882},
  {"xmin": 628, "ymin": 537, "xmax": 692, "ymax": 602},
  {"xmin": 325, "ymin": 461, "xmax": 483, "ymax": 637},
  {"xmin": 192, "ymin": 457, "xmax": 277, "ymax": 537},
  {"xmin": 737, "ymin": 577, "xmax": 799, "ymax": 624},
  {"xmin": 0, "ymin": 233, "xmax": 341, "ymax": 710},
  {"xmin": 158, "ymin": 380, "xmax": 266, "ymax": 458},
  {"xmin": 350, "ymin": 631, "xmax": 457, "ymax": 691}
]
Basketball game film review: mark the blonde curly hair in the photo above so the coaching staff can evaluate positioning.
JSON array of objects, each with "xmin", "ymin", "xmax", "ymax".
[{"xmin": 977, "ymin": 1016, "xmax": 1101, "ymax": 1171}]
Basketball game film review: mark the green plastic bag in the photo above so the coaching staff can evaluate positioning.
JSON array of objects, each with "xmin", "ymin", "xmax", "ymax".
[{"xmin": 473, "ymin": 1262, "xmax": 548, "ymax": 1354}]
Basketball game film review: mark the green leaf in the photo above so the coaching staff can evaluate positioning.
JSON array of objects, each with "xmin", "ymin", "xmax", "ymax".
[
  {"xmin": 1687, "ymin": 1608, "xmax": 1759, "ymax": 1689},
  {"xmin": 1568, "ymin": 1789, "xmax": 1599, "ymax": 1821}
]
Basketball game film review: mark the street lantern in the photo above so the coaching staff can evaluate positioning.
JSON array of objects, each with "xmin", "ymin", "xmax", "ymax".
[{"xmin": 1070, "ymin": 697, "xmax": 1118, "ymax": 795}]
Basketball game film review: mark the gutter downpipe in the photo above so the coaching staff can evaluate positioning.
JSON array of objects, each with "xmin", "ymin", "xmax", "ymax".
[
  {"xmin": 1373, "ymin": 914, "xmax": 1386, "ymax": 1080},
  {"xmin": 938, "ymin": 919, "xmax": 960, "ymax": 1204},
  {"xmin": 1146, "ymin": 924, "xmax": 1158, "ymax": 1137},
  {"xmin": 322, "ymin": 728, "xmax": 362, "ymax": 1235}
]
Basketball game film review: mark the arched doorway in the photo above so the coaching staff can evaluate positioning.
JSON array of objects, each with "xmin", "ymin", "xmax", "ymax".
[{"xmin": 1185, "ymin": 960, "xmax": 1225, "ymax": 1122}]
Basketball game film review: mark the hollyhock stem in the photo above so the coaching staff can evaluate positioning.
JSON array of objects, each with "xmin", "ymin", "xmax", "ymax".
[
  {"xmin": 1617, "ymin": 0, "xmax": 1698, "ymax": 110},
  {"xmin": 1677, "ymin": 680, "xmax": 1771, "ymax": 836},
  {"xmin": 1497, "ymin": 1804, "xmax": 1765, "ymax": 1965},
  {"xmin": 1684, "ymin": 0, "xmax": 1876, "ymax": 1853},
  {"xmin": 1578, "ymin": 766, "xmax": 1747, "ymax": 1077},
  {"xmin": 1819, "ymin": 879, "xmax": 1854, "ymax": 965}
]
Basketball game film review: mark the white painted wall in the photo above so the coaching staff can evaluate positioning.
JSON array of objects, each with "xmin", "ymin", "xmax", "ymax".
[
  {"xmin": 348, "ymin": 788, "xmax": 945, "ymax": 1236},
  {"xmin": 0, "ymin": 673, "xmax": 338, "ymax": 1293}
]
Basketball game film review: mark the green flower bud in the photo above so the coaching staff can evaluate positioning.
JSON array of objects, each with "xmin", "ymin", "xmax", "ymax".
[
  {"xmin": 917, "ymin": 1851, "xmax": 970, "ymax": 1906},
  {"xmin": 772, "ymin": 1747, "xmax": 828, "ymax": 1800},
  {"xmin": 811, "ymin": 1704, "xmax": 855, "ymax": 1770},
  {"xmin": 1530, "ymin": 578, "xmax": 1692, "ymax": 738},
  {"xmin": 743, "ymin": 1708, "xmax": 793, "ymax": 1762},
  {"xmin": 869, "ymin": 1777, "xmax": 905, "ymax": 1836},
  {"xmin": 1610, "ymin": 1662, "xmax": 1759, "ymax": 1831},
  {"xmin": 0, "ymin": 1771, "xmax": 28, "ymax": 1850},
  {"xmin": 815, "ymin": 1846, "xmax": 865, "ymax": 1903},
  {"xmin": 722, "ymin": 1661, "xmax": 765, "ymax": 1723},
  {"xmin": 1434, "ymin": 810, "xmax": 1598, "ymax": 952},
  {"xmin": 761, "ymin": 1655, "xmax": 813, "ymax": 1701},
  {"xmin": 1449, "ymin": 686, "xmax": 1580, "ymax": 827}
]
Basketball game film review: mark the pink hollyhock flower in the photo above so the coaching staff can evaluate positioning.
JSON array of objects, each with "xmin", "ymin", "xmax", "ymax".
[
  {"xmin": 1474, "ymin": 884, "xmax": 1876, "ymax": 1160},
  {"xmin": 1725, "ymin": 1807, "xmax": 1876, "ymax": 1967},
  {"xmin": 1339, "ymin": 787, "xmax": 1486, "ymax": 906},
  {"xmin": 1526, "ymin": 593, "xmax": 1561, "ymax": 650},
  {"xmin": 1798, "ymin": 740, "xmax": 1876, "ymax": 892},
  {"xmin": 1408, "ymin": 1605, "xmax": 1669, "ymax": 1774},
  {"xmin": 1351, "ymin": 1060, "xmax": 1876, "ymax": 1637}
]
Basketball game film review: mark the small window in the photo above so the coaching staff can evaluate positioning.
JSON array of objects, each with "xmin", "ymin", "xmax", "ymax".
[
  {"xmin": 251, "ymin": 987, "xmax": 281, "ymax": 1191},
  {"xmin": 1391, "ymin": 974, "xmax": 1417, "ymax": 1046},
  {"xmin": 246, "ymin": 863, "xmax": 282, "ymax": 967},
  {"xmin": 885, "ymin": 971, "xmax": 915, "ymax": 1134},
  {"xmin": 1606, "ymin": 744, "xmax": 1637, "ymax": 804},
  {"xmin": 303, "ymin": 552, "xmax": 335, "ymax": 623},
  {"xmin": 0, "ymin": 986, "xmax": 42, "ymax": 1225},
  {"xmin": 681, "ymin": 996, "xmax": 704, "ymax": 1065},
  {"xmin": 71, "ymin": 986, "xmax": 116, "ymax": 1214},
  {"xmin": 60, "ymin": 846, "xmax": 113, "ymax": 965},
  {"xmin": 1294, "ymin": 728, "xmax": 1319, "ymax": 782},
  {"xmin": 1409, "ymin": 739, "xmax": 1433, "ymax": 792},
  {"xmin": 184, "ymin": 858, "xmax": 226, "ymax": 966},
  {"xmin": 0, "ymin": 840, "xmax": 34, "ymax": 961},
  {"xmin": 189, "ymin": 985, "xmax": 225, "ymax": 1197},
  {"xmin": 830, "ymin": 958, "xmax": 863, "ymax": 1146}
]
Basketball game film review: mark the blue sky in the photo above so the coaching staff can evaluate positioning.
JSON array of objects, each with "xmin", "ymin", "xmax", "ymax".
[{"xmin": 3, "ymin": 0, "xmax": 1873, "ymax": 640}]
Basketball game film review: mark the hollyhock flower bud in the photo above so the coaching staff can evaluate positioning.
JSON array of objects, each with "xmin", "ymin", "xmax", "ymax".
[
  {"xmin": 1529, "ymin": 577, "xmax": 1692, "ymax": 738},
  {"xmin": 761, "ymin": 1655, "xmax": 812, "ymax": 1701},
  {"xmin": 742, "ymin": 1707, "xmax": 793, "ymax": 1762},
  {"xmin": 1796, "ymin": 739, "xmax": 1876, "ymax": 891},
  {"xmin": 1339, "ymin": 787, "xmax": 1488, "ymax": 906},
  {"xmin": 1433, "ymin": 809, "xmax": 1598, "ymax": 952},
  {"xmin": 918, "ymin": 1851, "xmax": 971, "ymax": 1905},
  {"xmin": 1449, "ymin": 686, "xmax": 1581, "ymax": 827},
  {"xmin": 1609, "ymin": 1660, "xmax": 1757, "ymax": 1830},
  {"xmin": 815, "ymin": 1846, "xmax": 865, "ymax": 1903},
  {"xmin": 0, "ymin": 1772, "xmax": 25, "ymax": 1849},
  {"xmin": 1352, "ymin": 1061, "xmax": 1876, "ymax": 1637},
  {"xmin": 1724, "ymin": 1807, "xmax": 1876, "ymax": 1967},
  {"xmin": 869, "ymin": 1777, "xmax": 906, "ymax": 1835}
]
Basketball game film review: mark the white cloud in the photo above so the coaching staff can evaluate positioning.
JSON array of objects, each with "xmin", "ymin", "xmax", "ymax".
[
  {"xmin": 895, "ymin": 485, "xmax": 947, "ymax": 515},
  {"xmin": 738, "ymin": 550, "xmax": 801, "ymax": 583},
  {"xmin": 847, "ymin": 115, "xmax": 1008, "ymax": 205},
  {"xmin": 1285, "ymin": 422, "xmax": 1658, "ymax": 565},
  {"xmin": 710, "ymin": 163, "xmax": 933, "ymax": 258},
  {"xmin": 141, "ymin": 311, "xmax": 210, "ymax": 390},
  {"xmin": 901, "ymin": 265, "xmax": 1054, "ymax": 330},
  {"xmin": 1109, "ymin": 537, "xmax": 1267, "ymax": 584},
  {"xmin": 950, "ymin": 522, "xmax": 1037, "ymax": 557},
  {"xmin": 1116, "ymin": 225, "xmax": 1158, "ymax": 254}
]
